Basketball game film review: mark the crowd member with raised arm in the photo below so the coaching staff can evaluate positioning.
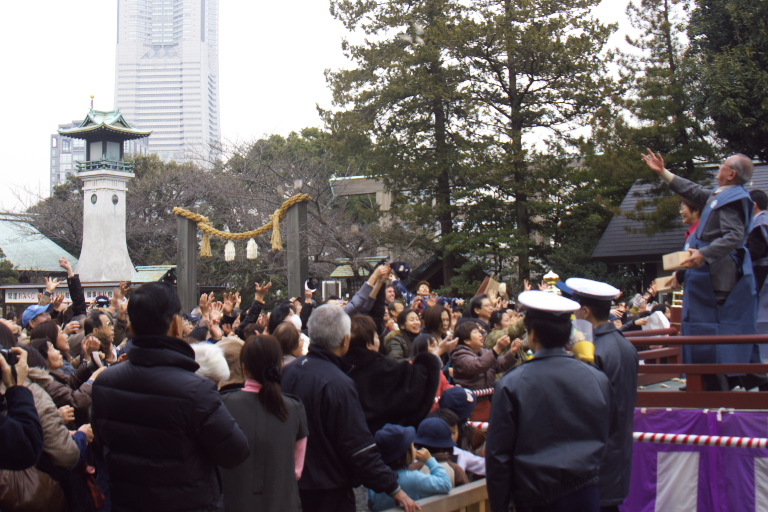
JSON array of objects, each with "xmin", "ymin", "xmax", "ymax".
[{"xmin": 643, "ymin": 149, "xmax": 759, "ymax": 390}]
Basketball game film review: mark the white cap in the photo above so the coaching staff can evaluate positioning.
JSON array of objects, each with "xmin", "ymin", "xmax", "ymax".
[
  {"xmin": 518, "ymin": 291, "xmax": 581, "ymax": 314},
  {"xmin": 565, "ymin": 278, "xmax": 620, "ymax": 304}
]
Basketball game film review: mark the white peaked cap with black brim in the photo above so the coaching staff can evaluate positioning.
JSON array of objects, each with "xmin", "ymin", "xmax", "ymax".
[
  {"xmin": 565, "ymin": 278, "xmax": 620, "ymax": 307},
  {"xmin": 518, "ymin": 290, "xmax": 581, "ymax": 316}
]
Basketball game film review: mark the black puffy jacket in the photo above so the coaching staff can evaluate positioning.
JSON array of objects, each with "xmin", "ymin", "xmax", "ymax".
[{"xmin": 92, "ymin": 335, "xmax": 249, "ymax": 512}]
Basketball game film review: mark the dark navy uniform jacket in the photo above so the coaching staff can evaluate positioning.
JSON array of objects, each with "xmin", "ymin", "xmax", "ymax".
[
  {"xmin": 593, "ymin": 322, "xmax": 639, "ymax": 507},
  {"xmin": 486, "ymin": 347, "xmax": 614, "ymax": 511}
]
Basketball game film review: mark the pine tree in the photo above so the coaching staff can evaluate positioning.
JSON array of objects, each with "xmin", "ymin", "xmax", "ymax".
[
  {"xmin": 616, "ymin": 0, "xmax": 717, "ymax": 233},
  {"xmin": 324, "ymin": 0, "xmax": 473, "ymax": 291},
  {"xmin": 0, "ymin": 248, "xmax": 19, "ymax": 285},
  {"xmin": 688, "ymin": 0, "xmax": 768, "ymax": 160},
  {"xmin": 455, "ymin": 0, "xmax": 617, "ymax": 281},
  {"xmin": 622, "ymin": 0, "xmax": 715, "ymax": 177}
]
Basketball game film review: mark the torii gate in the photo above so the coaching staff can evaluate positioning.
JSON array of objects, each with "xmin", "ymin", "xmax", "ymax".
[{"xmin": 173, "ymin": 195, "xmax": 310, "ymax": 313}]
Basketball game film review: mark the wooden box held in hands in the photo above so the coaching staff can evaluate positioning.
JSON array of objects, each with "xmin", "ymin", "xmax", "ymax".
[
  {"xmin": 663, "ymin": 250, "xmax": 692, "ymax": 271},
  {"xmin": 654, "ymin": 275, "xmax": 677, "ymax": 293}
]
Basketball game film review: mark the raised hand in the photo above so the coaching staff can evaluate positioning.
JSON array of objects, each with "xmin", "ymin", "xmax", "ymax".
[
  {"xmin": 414, "ymin": 447, "xmax": 432, "ymax": 463},
  {"xmin": 436, "ymin": 336, "xmax": 459, "ymax": 357},
  {"xmin": 210, "ymin": 302, "xmax": 224, "ymax": 323},
  {"xmin": 199, "ymin": 293, "xmax": 211, "ymax": 318},
  {"xmin": 538, "ymin": 282, "xmax": 548, "ymax": 292},
  {"xmin": 222, "ymin": 292, "xmax": 236, "ymax": 315},
  {"xmin": 82, "ymin": 336, "xmax": 101, "ymax": 362},
  {"xmin": 255, "ymin": 282, "xmax": 273, "ymax": 302},
  {"xmin": 426, "ymin": 293, "xmax": 439, "ymax": 308},
  {"xmin": 45, "ymin": 277, "xmax": 63, "ymax": 293},
  {"xmin": 642, "ymin": 148, "xmax": 666, "ymax": 175},
  {"xmin": 118, "ymin": 299, "xmax": 128, "ymax": 321},
  {"xmin": 524, "ymin": 280, "xmax": 532, "ymax": 291},
  {"xmin": 59, "ymin": 257, "xmax": 74, "ymax": 277},
  {"xmin": 209, "ymin": 318, "xmax": 224, "ymax": 341},
  {"xmin": 52, "ymin": 293, "xmax": 67, "ymax": 312}
]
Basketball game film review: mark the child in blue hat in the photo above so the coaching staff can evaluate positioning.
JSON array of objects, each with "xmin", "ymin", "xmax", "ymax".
[{"xmin": 368, "ymin": 423, "xmax": 452, "ymax": 511}]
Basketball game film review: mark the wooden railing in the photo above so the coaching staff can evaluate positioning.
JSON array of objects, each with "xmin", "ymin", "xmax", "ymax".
[
  {"xmin": 630, "ymin": 333, "xmax": 768, "ymax": 409},
  {"xmin": 382, "ymin": 479, "xmax": 489, "ymax": 512}
]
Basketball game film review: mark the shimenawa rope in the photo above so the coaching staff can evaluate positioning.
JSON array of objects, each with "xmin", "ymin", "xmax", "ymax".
[{"xmin": 172, "ymin": 193, "xmax": 311, "ymax": 258}]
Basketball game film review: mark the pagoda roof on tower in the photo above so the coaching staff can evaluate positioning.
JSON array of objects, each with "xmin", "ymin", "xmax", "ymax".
[{"xmin": 58, "ymin": 109, "xmax": 151, "ymax": 142}]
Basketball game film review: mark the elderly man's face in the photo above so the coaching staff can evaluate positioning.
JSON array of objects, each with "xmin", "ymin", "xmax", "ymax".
[
  {"xmin": 717, "ymin": 158, "xmax": 740, "ymax": 187},
  {"xmin": 30, "ymin": 312, "xmax": 51, "ymax": 329}
]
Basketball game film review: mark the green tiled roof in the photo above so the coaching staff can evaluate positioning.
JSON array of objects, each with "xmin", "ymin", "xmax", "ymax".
[
  {"xmin": 133, "ymin": 265, "xmax": 176, "ymax": 283},
  {"xmin": 58, "ymin": 109, "xmax": 151, "ymax": 141},
  {"xmin": 0, "ymin": 215, "xmax": 78, "ymax": 272}
]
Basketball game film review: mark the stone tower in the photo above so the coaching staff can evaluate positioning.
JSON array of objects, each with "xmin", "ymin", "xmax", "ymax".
[{"xmin": 58, "ymin": 109, "xmax": 151, "ymax": 282}]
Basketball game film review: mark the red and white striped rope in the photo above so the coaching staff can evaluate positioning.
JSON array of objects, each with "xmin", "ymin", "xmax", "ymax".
[
  {"xmin": 633, "ymin": 432, "xmax": 768, "ymax": 449},
  {"xmin": 460, "ymin": 428, "xmax": 768, "ymax": 445}
]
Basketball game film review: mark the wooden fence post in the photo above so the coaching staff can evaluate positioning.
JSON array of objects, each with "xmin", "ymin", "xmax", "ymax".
[
  {"xmin": 285, "ymin": 202, "xmax": 308, "ymax": 298},
  {"xmin": 177, "ymin": 214, "xmax": 198, "ymax": 314}
]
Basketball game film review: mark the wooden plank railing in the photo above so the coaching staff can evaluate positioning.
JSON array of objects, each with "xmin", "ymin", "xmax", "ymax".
[
  {"xmin": 630, "ymin": 334, "xmax": 768, "ymax": 409},
  {"xmin": 381, "ymin": 479, "xmax": 489, "ymax": 512}
]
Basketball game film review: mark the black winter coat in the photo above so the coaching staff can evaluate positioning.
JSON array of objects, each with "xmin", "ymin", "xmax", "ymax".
[
  {"xmin": 593, "ymin": 322, "xmax": 639, "ymax": 506},
  {"xmin": 344, "ymin": 347, "xmax": 440, "ymax": 434},
  {"xmin": 0, "ymin": 385, "xmax": 44, "ymax": 470},
  {"xmin": 92, "ymin": 335, "xmax": 249, "ymax": 512},
  {"xmin": 281, "ymin": 345, "xmax": 399, "ymax": 495}
]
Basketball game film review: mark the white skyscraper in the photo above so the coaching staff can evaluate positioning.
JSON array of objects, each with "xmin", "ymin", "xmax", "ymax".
[{"xmin": 114, "ymin": 0, "xmax": 220, "ymax": 162}]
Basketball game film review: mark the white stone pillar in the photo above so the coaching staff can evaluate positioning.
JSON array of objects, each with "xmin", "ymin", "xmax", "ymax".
[{"xmin": 75, "ymin": 169, "xmax": 136, "ymax": 282}]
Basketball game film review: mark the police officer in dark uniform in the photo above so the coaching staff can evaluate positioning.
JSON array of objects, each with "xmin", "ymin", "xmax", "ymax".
[
  {"xmin": 567, "ymin": 278, "xmax": 639, "ymax": 512},
  {"xmin": 486, "ymin": 291, "xmax": 614, "ymax": 512}
]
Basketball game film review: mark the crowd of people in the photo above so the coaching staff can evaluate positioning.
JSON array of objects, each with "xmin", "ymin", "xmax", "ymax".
[
  {"xmin": 1, "ymin": 151, "xmax": 764, "ymax": 512},
  {"xmin": 0, "ymin": 252, "xmax": 645, "ymax": 512}
]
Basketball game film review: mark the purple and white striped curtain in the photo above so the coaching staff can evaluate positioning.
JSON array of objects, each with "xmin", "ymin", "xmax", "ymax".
[{"xmin": 624, "ymin": 408, "xmax": 768, "ymax": 512}]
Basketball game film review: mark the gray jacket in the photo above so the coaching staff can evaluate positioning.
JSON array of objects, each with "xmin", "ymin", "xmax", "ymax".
[{"xmin": 670, "ymin": 176, "xmax": 748, "ymax": 294}]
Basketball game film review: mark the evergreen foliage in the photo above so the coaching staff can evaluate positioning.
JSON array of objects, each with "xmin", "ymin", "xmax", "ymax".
[{"xmin": 687, "ymin": 0, "xmax": 768, "ymax": 160}]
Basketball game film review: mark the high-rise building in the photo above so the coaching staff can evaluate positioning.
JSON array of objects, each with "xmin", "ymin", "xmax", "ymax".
[
  {"xmin": 50, "ymin": 121, "xmax": 87, "ymax": 193},
  {"xmin": 114, "ymin": 0, "xmax": 220, "ymax": 162},
  {"xmin": 50, "ymin": 120, "xmax": 148, "ymax": 194}
]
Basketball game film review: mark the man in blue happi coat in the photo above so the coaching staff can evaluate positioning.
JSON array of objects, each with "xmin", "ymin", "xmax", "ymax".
[{"xmin": 644, "ymin": 150, "xmax": 761, "ymax": 390}]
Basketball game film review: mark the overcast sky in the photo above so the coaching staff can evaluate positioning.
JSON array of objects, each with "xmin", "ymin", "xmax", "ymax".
[{"xmin": 0, "ymin": 0, "xmax": 631, "ymax": 212}]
